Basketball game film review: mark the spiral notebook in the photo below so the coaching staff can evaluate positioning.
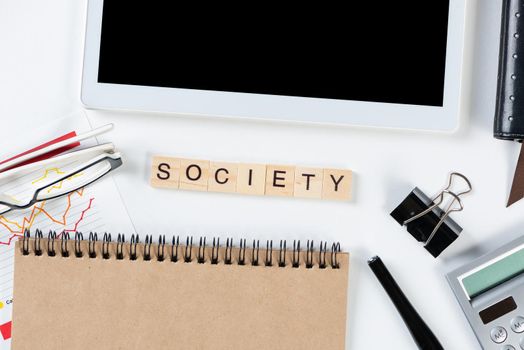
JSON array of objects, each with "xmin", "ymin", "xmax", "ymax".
[{"xmin": 11, "ymin": 233, "xmax": 349, "ymax": 350}]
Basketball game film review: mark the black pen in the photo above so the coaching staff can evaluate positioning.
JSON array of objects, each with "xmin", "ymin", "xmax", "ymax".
[{"xmin": 368, "ymin": 256, "xmax": 444, "ymax": 350}]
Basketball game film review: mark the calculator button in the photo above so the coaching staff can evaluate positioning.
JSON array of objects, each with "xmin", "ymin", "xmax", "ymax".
[
  {"xmin": 512, "ymin": 316, "xmax": 524, "ymax": 333},
  {"xmin": 503, "ymin": 345, "xmax": 515, "ymax": 350},
  {"xmin": 491, "ymin": 326, "xmax": 507, "ymax": 343}
]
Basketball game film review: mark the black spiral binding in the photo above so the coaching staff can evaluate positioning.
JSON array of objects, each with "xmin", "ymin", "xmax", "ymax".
[
  {"xmin": 61, "ymin": 232, "xmax": 70, "ymax": 257},
  {"xmin": 198, "ymin": 237, "xmax": 206, "ymax": 264},
  {"xmin": 157, "ymin": 235, "xmax": 165, "ymax": 262},
  {"xmin": 225, "ymin": 238, "xmax": 233, "ymax": 265},
  {"xmin": 34, "ymin": 229, "xmax": 43, "ymax": 256},
  {"xmin": 211, "ymin": 237, "xmax": 219, "ymax": 264},
  {"xmin": 238, "ymin": 238, "xmax": 246, "ymax": 266},
  {"xmin": 306, "ymin": 240, "xmax": 314, "ymax": 269},
  {"xmin": 331, "ymin": 242, "xmax": 341, "ymax": 269},
  {"xmin": 251, "ymin": 240, "xmax": 259, "ymax": 266},
  {"xmin": 184, "ymin": 236, "xmax": 193, "ymax": 263},
  {"xmin": 265, "ymin": 240, "xmax": 273, "ymax": 267},
  {"xmin": 144, "ymin": 235, "xmax": 152, "ymax": 261},
  {"xmin": 292, "ymin": 240, "xmax": 300, "ymax": 268},
  {"xmin": 278, "ymin": 240, "xmax": 287, "ymax": 267},
  {"xmin": 47, "ymin": 231, "xmax": 56, "ymax": 257},
  {"xmin": 130, "ymin": 234, "xmax": 139, "ymax": 260},
  {"xmin": 22, "ymin": 229, "xmax": 30, "ymax": 256},
  {"xmin": 319, "ymin": 241, "xmax": 328, "ymax": 269},
  {"xmin": 88, "ymin": 232, "xmax": 97, "ymax": 258},
  {"xmin": 75, "ymin": 232, "xmax": 83, "ymax": 258},
  {"xmin": 20, "ymin": 230, "xmax": 343, "ymax": 269},
  {"xmin": 171, "ymin": 236, "xmax": 179, "ymax": 262},
  {"xmin": 116, "ymin": 234, "xmax": 125, "ymax": 260},
  {"xmin": 102, "ymin": 233, "xmax": 111, "ymax": 259}
]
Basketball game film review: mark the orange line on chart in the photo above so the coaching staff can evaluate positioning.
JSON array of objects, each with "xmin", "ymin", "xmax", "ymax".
[
  {"xmin": 0, "ymin": 189, "xmax": 86, "ymax": 231},
  {"xmin": 0, "ymin": 189, "xmax": 95, "ymax": 245}
]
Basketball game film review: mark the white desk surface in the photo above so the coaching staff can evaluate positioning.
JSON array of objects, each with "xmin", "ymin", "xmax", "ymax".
[{"xmin": 0, "ymin": 1, "xmax": 517, "ymax": 349}]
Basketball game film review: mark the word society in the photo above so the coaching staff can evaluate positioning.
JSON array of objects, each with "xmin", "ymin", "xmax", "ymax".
[{"xmin": 150, "ymin": 156, "xmax": 352, "ymax": 201}]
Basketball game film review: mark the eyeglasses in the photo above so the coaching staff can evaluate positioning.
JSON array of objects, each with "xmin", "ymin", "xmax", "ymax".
[{"xmin": 0, "ymin": 128, "xmax": 123, "ymax": 215}]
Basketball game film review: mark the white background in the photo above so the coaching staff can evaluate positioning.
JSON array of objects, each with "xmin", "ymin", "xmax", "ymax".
[{"xmin": 0, "ymin": 1, "xmax": 516, "ymax": 349}]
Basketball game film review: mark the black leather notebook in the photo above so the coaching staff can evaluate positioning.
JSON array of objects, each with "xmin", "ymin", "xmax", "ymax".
[{"xmin": 495, "ymin": 0, "xmax": 524, "ymax": 140}]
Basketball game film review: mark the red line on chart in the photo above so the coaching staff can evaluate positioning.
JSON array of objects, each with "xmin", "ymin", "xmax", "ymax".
[{"xmin": 62, "ymin": 198, "xmax": 94, "ymax": 233}]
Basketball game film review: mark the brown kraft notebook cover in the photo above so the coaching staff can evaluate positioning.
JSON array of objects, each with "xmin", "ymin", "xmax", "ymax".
[{"xmin": 12, "ymin": 235, "xmax": 349, "ymax": 350}]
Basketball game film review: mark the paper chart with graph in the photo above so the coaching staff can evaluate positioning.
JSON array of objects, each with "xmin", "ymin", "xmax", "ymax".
[{"xmin": 0, "ymin": 113, "xmax": 134, "ymax": 349}]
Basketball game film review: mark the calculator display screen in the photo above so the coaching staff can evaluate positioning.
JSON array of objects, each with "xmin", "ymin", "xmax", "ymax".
[
  {"xmin": 97, "ymin": 2, "xmax": 450, "ymax": 107},
  {"xmin": 462, "ymin": 247, "xmax": 524, "ymax": 299}
]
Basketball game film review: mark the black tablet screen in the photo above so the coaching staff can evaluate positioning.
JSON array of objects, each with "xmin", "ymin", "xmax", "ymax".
[{"xmin": 98, "ymin": 2, "xmax": 449, "ymax": 107}]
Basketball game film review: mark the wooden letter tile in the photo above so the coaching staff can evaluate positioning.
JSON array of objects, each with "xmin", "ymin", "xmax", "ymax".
[
  {"xmin": 265, "ymin": 165, "xmax": 295, "ymax": 197},
  {"xmin": 179, "ymin": 158, "xmax": 210, "ymax": 192},
  {"xmin": 208, "ymin": 162, "xmax": 238, "ymax": 193},
  {"xmin": 294, "ymin": 167, "xmax": 323, "ymax": 199},
  {"xmin": 150, "ymin": 156, "xmax": 180, "ymax": 189},
  {"xmin": 322, "ymin": 169, "xmax": 352, "ymax": 201},
  {"xmin": 237, "ymin": 163, "xmax": 266, "ymax": 195}
]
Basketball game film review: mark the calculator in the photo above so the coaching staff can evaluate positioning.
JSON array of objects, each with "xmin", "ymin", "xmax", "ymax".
[{"xmin": 447, "ymin": 236, "xmax": 524, "ymax": 350}]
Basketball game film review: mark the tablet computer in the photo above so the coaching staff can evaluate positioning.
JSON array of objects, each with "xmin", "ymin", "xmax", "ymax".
[{"xmin": 82, "ymin": 1, "xmax": 468, "ymax": 131}]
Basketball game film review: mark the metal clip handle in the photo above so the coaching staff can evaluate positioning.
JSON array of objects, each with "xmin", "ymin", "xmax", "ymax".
[{"xmin": 403, "ymin": 172, "xmax": 472, "ymax": 246}]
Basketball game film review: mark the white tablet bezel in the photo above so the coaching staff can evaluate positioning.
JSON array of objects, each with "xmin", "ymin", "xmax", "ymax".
[{"xmin": 81, "ymin": 0, "xmax": 467, "ymax": 131}]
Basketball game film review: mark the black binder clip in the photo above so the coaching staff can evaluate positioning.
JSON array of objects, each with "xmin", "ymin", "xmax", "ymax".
[{"xmin": 390, "ymin": 172, "xmax": 472, "ymax": 257}]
